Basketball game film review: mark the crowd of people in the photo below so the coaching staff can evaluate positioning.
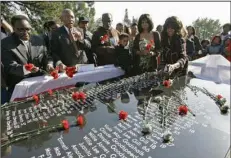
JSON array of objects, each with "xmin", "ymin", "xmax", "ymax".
[{"xmin": 1, "ymin": 8, "xmax": 231, "ymax": 104}]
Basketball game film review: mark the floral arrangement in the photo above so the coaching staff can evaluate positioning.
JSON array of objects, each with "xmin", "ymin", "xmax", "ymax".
[{"xmin": 139, "ymin": 39, "xmax": 156, "ymax": 71}]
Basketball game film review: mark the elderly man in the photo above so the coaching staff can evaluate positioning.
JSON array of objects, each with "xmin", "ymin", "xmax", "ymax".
[
  {"xmin": 1, "ymin": 15, "xmax": 54, "ymax": 97},
  {"xmin": 92, "ymin": 13, "xmax": 120, "ymax": 66},
  {"xmin": 50, "ymin": 9, "xmax": 88, "ymax": 71}
]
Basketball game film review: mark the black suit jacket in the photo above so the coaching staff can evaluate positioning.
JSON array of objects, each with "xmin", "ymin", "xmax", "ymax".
[
  {"xmin": 1, "ymin": 33, "xmax": 52, "ymax": 88},
  {"xmin": 50, "ymin": 26, "xmax": 88, "ymax": 67}
]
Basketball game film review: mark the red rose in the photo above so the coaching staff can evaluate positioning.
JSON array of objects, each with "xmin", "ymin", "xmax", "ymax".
[
  {"xmin": 72, "ymin": 92, "xmax": 80, "ymax": 101},
  {"xmin": 119, "ymin": 110, "xmax": 128, "ymax": 120},
  {"xmin": 50, "ymin": 70, "xmax": 59, "ymax": 79},
  {"xmin": 48, "ymin": 89, "xmax": 53, "ymax": 96},
  {"xmin": 79, "ymin": 92, "xmax": 86, "ymax": 100},
  {"xmin": 150, "ymin": 40, "xmax": 154, "ymax": 44},
  {"xmin": 77, "ymin": 115, "xmax": 84, "ymax": 126},
  {"xmin": 146, "ymin": 43, "xmax": 152, "ymax": 51},
  {"xmin": 65, "ymin": 66, "xmax": 77, "ymax": 78},
  {"xmin": 62, "ymin": 120, "xmax": 70, "ymax": 130},
  {"xmin": 33, "ymin": 95, "xmax": 39, "ymax": 104},
  {"xmin": 163, "ymin": 80, "xmax": 171, "ymax": 88},
  {"xmin": 178, "ymin": 105, "xmax": 188, "ymax": 115},
  {"xmin": 100, "ymin": 34, "xmax": 109, "ymax": 44},
  {"xmin": 66, "ymin": 66, "xmax": 77, "ymax": 73},
  {"xmin": 217, "ymin": 94, "xmax": 223, "ymax": 100},
  {"xmin": 25, "ymin": 63, "xmax": 34, "ymax": 71},
  {"xmin": 66, "ymin": 71, "xmax": 74, "ymax": 78}
]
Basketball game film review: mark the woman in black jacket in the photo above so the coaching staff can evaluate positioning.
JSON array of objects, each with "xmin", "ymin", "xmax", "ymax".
[
  {"xmin": 158, "ymin": 16, "xmax": 188, "ymax": 79},
  {"xmin": 186, "ymin": 26, "xmax": 202, "ymax": 60}
]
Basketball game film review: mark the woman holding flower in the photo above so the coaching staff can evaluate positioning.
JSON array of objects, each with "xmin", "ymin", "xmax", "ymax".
[
  {"xmin": 158, "ymin": 16, "xmax": 188, "ymax": 79},
  {"xmin": 132, "ymin": 14, "xmax": 161, "ymax": 75}
]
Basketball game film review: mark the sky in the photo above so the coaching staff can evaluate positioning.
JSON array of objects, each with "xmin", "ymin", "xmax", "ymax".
[{"xmin": 94, "ymin": 2, "xmax": 230, "ymax": 28}]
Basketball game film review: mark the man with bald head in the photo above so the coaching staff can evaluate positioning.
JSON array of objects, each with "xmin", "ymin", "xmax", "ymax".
[
  {"xmin": 50, "ymin": 9, "xmax": 88, "ymax": 70},
  {"xmin": 92, "ymin": 13, "xmax": 120, "ymax": 66}
]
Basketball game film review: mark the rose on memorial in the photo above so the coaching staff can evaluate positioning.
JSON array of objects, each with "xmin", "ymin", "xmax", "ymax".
[
  {"xmin": 32, "ymin": 95, "xmax": 39, "ymax": 105},
  {"xmin": 62, "ymin": 120, "xmax": 70, "ymax": 130},
  {"xmin": 48, "ymin": 89, "xmax": 53, "ymax": 96},
  {"xmin": 72, "ymin": 92, "xmax": 80, "ymax": 101},
  {"xmin": 216, "ymin": 94, "xmax": 223, "ymax": 100},
  {"xmin": 65, "ymin": 66, "xmax": 77, "ymax": 78},
  {"xmin": 100, "ymin": 34, "xmax": 109, "ymax": 44},
  {"xmin": 77, "ymin": 115, "xmax": 84, "ymax": 126},
  {"xmin": 119, "ymin": 110, "xmax": 128, "ymax": 120},
  {"xmin": 24, "ymin": 63, "xmax": 34, "ymax": 71},
  {"xmin": 72, "ymin": 91, "xmax": 87, "ymax": 102},
  {"xmin": 178, "ymin": 105, "xmax": 188, "ymax": 115},
  {"xmin": 79, "ymin": 92, "xmax": 86, "ymax": 101},
  {"xmin": 50, "ymin": 69, "xmax": 59, "ymax": 79},
  {"xmin": 162, "ymin": 79, "xmax": 173, "ymax": 88}
]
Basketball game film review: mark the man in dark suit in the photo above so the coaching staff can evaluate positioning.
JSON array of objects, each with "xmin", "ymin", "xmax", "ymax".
[
  {"xmin": 92, "ymin": 13, "xmax": 120, "ymax": 66},
  {"xmin": 1, "ymin": 15, "xmax": 54, "ymax": 96},
  {"xmin": 78, "ymin": 16, "xmax": 95, "ymax": 64},
  {"xmin": 50, "ymin": 9, "xmax": 88, "ymax": 71}
]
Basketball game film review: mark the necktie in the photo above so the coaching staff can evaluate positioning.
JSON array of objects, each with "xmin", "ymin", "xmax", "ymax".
[
  {"xmin": 68, "ymin": 28, "xmax": 80, "ymax": 57},
  {"xmin": 24, "ymin": 41, "xmax": 32, "ymax": 62}
]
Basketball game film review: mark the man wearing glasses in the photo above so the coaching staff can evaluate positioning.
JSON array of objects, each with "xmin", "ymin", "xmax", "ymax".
[{"xmin": 1, "ymin": 15, "xmax": 54, "ymax": 99}]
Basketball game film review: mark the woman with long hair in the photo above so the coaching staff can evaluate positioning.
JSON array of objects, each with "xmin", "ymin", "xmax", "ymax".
[
  {"xmin": 186, "ymin": 26, "xmax": 202, "ymax": 60},
  {"xmin": 132, "ymin": 14, "xmax": 161, "ymax": 75},
  {"xmin": 158, "ymin": 16, "xmax": 188, "ymax": 78}
]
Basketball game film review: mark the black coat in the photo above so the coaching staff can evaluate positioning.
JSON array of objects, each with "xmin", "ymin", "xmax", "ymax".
[
  {"xmin": 1, "ymin": 33, "xmax": 52, "ymax": 88},
  {"xmin": 159, "ymin": 35, "xmax": 188, "ymax": 77},
  {"xmin": 50, "ymin": 26, "xmax": 88, "ymax": 66},
  {"xmin": 186, "ymin": 35, "xmax": 202, "ymax": 54}
]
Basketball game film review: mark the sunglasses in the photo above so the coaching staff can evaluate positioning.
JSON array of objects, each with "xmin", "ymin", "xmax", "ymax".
[{"xmin": 16, "ymin": 28, "xmax": 31, "ymax": 32}]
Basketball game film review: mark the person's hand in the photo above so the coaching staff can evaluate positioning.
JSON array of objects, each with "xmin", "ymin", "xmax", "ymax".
[
  {"xmin": 46, "ymin": 64, "xmax": 54, "ymax": 72},
  {"xmin": 58, "ymin": 63, "xmax": 66, "ymax": 72},
  {"xmin": 148, "ymin": 51, "xmax": 156, "ymax": 56},
  {"xmin": 164, "ymin": 64, "xmax": 175, "ymax": 75},
  {"xmin": 142, "ymin": 49, "xmax": 150, "ymax": 55},
  {"xmin": 73, "ymin": 31, "xmax": 82, "ymax": 41},
  {"xmin": 198, "ymin": 50, "xmax": 202, "ymax": 55},
  {"xmin": 31, "ymin": 67, "xmax": 39, "ymax": 73}
]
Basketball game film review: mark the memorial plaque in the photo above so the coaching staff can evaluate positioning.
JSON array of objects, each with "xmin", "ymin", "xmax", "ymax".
[{"xmin": 1, "ymin": 77, "xmax": 230, "ymax": 158}]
